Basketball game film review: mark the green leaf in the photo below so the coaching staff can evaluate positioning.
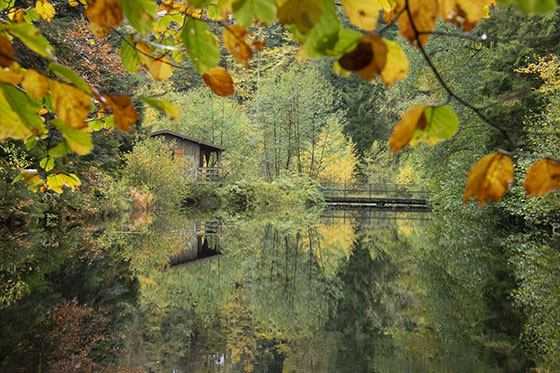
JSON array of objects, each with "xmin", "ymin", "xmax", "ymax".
[
  {"xmin": 0, "ymin": 90, "xmax": 33, "ymax": 141},
  {"xmin": 334, "ymin": 28, "xmax": 362, "ymax": 54},
  {"xmin": 52, "ymin": 119, "xmax": 94, "ymax": 155},
  {"xmin": 499, "ymin": 0, "xmax": 557, "ymax": 13},
  {"xmin": 207, "ymin": 5, "xmax": 221, "ymax": 20},
  {"xmin": 88, "ymin": 119, "xmax": 105, "ymax": 131},
  {"xmin": 48, "ymin": 142, "xmax": 69, "ymax": 158},
  {"xmin": 181, "ymin": 18, "xmax": 220, "ymax": 74},
  {"xmin": 23, "ymin": 9, "xmax": 40, "ymax": 22},
  {"xmin": 232, "ymin": 0, "xmax": 276, "ymax": 28},
  {"xmin": 122, "ymin": 0, "xmax": 157, "ymax": 35},
  {"xmin": 232, "ymin": 0, "xmax": 253, "ymax": 26},
  {"xmin": 0, "ymin": 0, "xmax": 15, "ymax": 11},
  {"xmin": 253, "ymin": 0, "xmax": 277, "ymax": 24},
  {"xmin": 8, "ymin": 23, "xmax": 53, "ymax": 58},
  {"xmin": 192, "ymin": 0, "xmax": 213, "ymax": 6},
  {"xmin": 299, "ymin": 0, "xmax": 341, "ymax": 59},
  {"xmin": 48, "ymin": 63, "xmax": 92, "ymax": 93},
  {"xmin": 120, "ymin": 35, "xmax": 141, "ymax": 73},
  {"xmin": 152, "ymin": 15, "xmax": 171, "ymax": 33},
  {"xmin": 103, "ymin": 115, "xmax": 116, "ymax": 129},
  {"xmin": 410, "ymin": 105, "xmax": 459, "ymax": 146},
  {"xmin": 25, "ymin": 136, "xmax": 37, "ymax": 150},
  {"xmin": 140, "ymin": 97, "xmax": 180, "ymax": 121},
  {"xmin": 40, "ymin": 157, "xmax": 54, "ymax": 172},
  {"xmin": 0, "ymin": 83, "xmax": 46, "ymax": 134}
]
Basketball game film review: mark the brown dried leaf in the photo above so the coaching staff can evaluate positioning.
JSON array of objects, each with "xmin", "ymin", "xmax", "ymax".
[
  {"xmin": 0, "ymin": 35, "xmax": 14, "ymax": 68},
  {"xmin": 398, "ymin": 0, "xmax": 438, "ymax": 47},
  {"xmin": 356, "ymin": 35, "xmax": 388, "ymax": 81},
  {"xmin": 338, "ymin": 42, "xmax": 373, "ymax": 72},
  {"xmin": 223, "ymin": 25, "xmax": 252, "ymax": 68},
  {"xmin": 104, "ymin": 94, "xmax": 138, "ymax": 131},
  {"xmin": 86, "ymin": 0, "xmax": 123, "ymax": 37},
  {"xmin": 252, "ymin": 40, "xmax": 265, "ymax": 51},
  {"xmin": 389, "ymin": 106, "xmax": 425, "ymax": 152},
  {"xmin": 464, "ymin": 152, "xmax": 513, "ymax": 206},
  {"xmin": 202, "ymin": 66, "xmax": 234, "ymax": 97},
  {"xmin": 523, "ymin": 158, "xmax": 560, "ymax": 196}
]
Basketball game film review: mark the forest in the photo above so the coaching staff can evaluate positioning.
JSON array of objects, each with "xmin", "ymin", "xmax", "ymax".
[{"xmin": 2, "ymin": 0, "xmax": 560, "ymax": 371}]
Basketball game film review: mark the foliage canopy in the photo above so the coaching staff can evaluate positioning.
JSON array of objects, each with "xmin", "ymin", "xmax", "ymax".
[{"xmin": 0, "ymin": 0, "xmax": 559, "ymax": 203}]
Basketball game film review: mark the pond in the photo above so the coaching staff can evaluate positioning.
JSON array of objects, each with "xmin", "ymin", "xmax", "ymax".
[{"xmin": 0, "ymin": 207, "xmax": 527, "ymax": 371}]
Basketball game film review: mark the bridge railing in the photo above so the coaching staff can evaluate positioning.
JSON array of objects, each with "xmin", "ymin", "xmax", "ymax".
[{"xmin": 320, "ymin": 182, "xmax": 430, "ymax": 199}]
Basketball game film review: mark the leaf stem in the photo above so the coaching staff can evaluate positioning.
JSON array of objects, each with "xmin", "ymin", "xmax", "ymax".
[{"xmin": 404, "ymin": 0, "xmax": 516, "ymax": 148}]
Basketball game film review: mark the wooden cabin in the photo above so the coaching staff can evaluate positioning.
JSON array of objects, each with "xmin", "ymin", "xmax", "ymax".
[{"xmin": 150, "ymin": 129, "xmax": 226, "ymax": 182}]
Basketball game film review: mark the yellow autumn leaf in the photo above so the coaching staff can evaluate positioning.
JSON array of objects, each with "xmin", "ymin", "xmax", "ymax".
[
  {"xmin": 523, "ymin": 158, "xmax": 560, "ymax": 196},
  {"xmin": 8, "ymin": 9, "xmax": 27, "ymax": 24},
  {"xmin": 437, "ymin": 0, "xmax": 456, "ymax": 19},
  {"xmin": 340, "ymin": 0, "xmax": 379, "ymax": 31},
  {"xmin": 20, "ymin": 169, "xmax": 42, "ymax": 185},
  {"xmin": 439, "ymin": 0, "xmax": 485, "ymax": 31},
  {"xmin": 389, "ymin": 106, "xmax": 426, "ymax": 152},
  {"xmin": 148, "ymin": 54, "xmax": 173, "ymax": 81},
  {"xmin": 50, "ymin": 80, "xmax": 91, "ymax": 129},
  {"xmin": 0, "ymin": 61, "xmax": 23, "ymax": 85},
  {"xmin": 202, "ymin": 66, "xmax": 234, "ymax": 97},
  {"xmin": 46, "ymin": 173, "xmax": 81, "ymax": 193},
  {"xmin": 0, "ymin": 35, "xmax": 14, "ymax": 68},
  {"xmin": 85, "ymin": 0, "xmax": 123, "ymax": 37},
  {"xmin": 278, "ymin": 0, "xmax": 323, "ymax": 34},
  {"xmin": 104, "ymin": 94, "xmax": 139, "ymax": 131},
  {"xmin": 0, "ymin": 83, "xmax": 46, "ymax": 141},
  {"xmin": 223, "ymin": 25, "xmax": 253, "ymax": 68},
  {"xmin": 379, "ymin": 38, "xmax": 408, "ymax": 86},
  {"xmin": 398, "ymin": 0, "xmax": 438, "ymax": 47},
  {"xmin": 136, "ymin": 41, "xmax": 153, "ymax": 66},
  {"xmin": 218, "ymin": 0, "xmax": 233, "ymax": 18},
  {"xmin": 22, "ymin": 69, "xmax": 49, "ymax": 99},
  {"xmin": 464, "ymin": 152, "xmax": 513, "ymax": 206},
  {"xmin": 35, "ymin": 0, "xmax": 56, "ymax": 23},
  {"xmin": 0, "ymin": 90, "xmax": 33, "ymax": 141}
]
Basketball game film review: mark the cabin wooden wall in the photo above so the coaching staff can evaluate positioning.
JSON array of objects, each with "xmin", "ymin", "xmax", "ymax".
[{"xmin": 153, "ymin": 133, "xmax": 200, "ymax": 179}]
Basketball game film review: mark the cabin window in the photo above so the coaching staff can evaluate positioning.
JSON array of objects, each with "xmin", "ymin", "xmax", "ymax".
[{"xmin": 174, "ymin": 148, "xmax": 184, "ymax": 159}]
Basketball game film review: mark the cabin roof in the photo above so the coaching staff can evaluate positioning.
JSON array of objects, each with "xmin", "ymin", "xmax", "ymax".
[{"xmin": 150, "ymin": 129, "xmax": 227, "ymax": 151}]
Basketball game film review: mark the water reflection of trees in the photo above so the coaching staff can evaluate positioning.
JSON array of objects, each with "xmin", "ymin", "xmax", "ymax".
[{"xmin": 0, "ymin": 220, "xmax": 139, "ymax": 371}]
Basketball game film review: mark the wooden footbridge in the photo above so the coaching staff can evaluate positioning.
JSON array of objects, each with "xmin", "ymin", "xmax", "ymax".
[{"xmin": 321, "ymin": 182, "xmax": 431, "ymax": 212}]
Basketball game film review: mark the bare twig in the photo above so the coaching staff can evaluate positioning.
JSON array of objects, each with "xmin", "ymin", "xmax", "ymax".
[{"xmin": 404, "ymin": 0, "xmax": 516, "ymax": 148}]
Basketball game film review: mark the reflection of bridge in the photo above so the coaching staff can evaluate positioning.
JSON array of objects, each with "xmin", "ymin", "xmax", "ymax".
[
  {"xmin": 321, "ymin": 182, "xmax": 431, "ymax": 212},
  {"xmin": 320, "ymin": 209, "xmax": 431, "ymax": 227}
]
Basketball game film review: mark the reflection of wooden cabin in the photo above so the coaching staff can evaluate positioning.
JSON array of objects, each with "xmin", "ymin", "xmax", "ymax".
[
  {"xmin": 168, "ymin": 221, "xmax": 223, "ymax": 269},
  {"xmin": 150, "ymin": 130, "xmax": 226, "ymax": 182}
]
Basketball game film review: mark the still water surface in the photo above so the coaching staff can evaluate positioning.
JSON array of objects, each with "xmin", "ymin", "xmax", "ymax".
[{"xmin": 0, "ymin": 209, "xmax": 512, "ymax": 371}]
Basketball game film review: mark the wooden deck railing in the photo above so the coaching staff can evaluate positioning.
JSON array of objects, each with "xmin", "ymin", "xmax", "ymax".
[{"xmin": 197, "ymin": 167, "xmax": 224, "ymax": 183}]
